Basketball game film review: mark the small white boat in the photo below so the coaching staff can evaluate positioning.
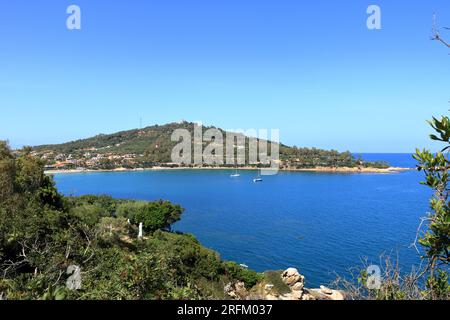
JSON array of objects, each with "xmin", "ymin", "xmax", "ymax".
[
  {"xmin": 230, "ymin": 167, "xmax": 240, "ymax": 177},
  {"xmin": 253, "ymin": 169, "xmax": 263, "ymax": 182}
]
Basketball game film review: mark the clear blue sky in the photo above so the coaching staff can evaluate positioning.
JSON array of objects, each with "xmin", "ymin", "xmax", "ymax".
[{"xmin": 0, "ymin": 0, "xmax": 449, "ymax": 152}]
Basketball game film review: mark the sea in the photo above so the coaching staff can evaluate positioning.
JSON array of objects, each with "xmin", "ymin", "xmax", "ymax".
[{"xmin": 53, "ymin": 153, "xmax": 431, "ymax": 287}]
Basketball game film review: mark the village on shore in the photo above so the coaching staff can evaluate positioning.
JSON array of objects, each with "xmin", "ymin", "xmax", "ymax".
[{"xmin": 38, "ymin": 149, "xmax": 409, "ymax": 175}]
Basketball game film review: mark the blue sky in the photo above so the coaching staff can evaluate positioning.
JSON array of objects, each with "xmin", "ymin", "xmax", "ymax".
[{"xmin": 0, "ymin": 0, "xmax": 449, "ymax": 152}]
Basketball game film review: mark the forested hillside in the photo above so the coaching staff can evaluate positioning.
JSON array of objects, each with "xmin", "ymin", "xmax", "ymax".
[{"xmin": 31, "ymin": 121, "xmax": 388, "ymax": 170}]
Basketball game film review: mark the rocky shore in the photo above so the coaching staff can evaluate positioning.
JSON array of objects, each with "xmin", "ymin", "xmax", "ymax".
[{"xmin": 225, "ymin": 268, "xmax": 345, "ymax": 301}]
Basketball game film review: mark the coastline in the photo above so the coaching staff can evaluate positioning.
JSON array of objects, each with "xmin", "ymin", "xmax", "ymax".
[{"xmin": 44, "ymin": 166, "xmax": 413, "ymax": 175}]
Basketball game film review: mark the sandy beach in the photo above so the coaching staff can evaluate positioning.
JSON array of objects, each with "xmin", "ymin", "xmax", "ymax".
[{"xmin": 44, "ymin": 166, "xmax": 412, "ymax": 175}]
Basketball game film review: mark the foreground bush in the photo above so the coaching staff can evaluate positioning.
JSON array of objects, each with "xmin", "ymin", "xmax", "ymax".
[{"xmin": 0, "ymin": 142, "xmax": 260, "ymax": 300}]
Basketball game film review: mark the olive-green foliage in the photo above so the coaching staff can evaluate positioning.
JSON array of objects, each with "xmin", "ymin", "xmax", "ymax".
[
  {"xmin": 0, "ymin": 141, "xmax": 259, "ymax": 300},
  {"xmin": 135, "ymin": 201, "xmax": 183, "ymax": 232},
  {"xmin": 279, "ymin": 147, "xmax": 389, "ymax": 169},
  {"xmin": 116, "ymin": 201, "xmax": 147, "ymax": 219},
  {"xmin": 0, "ymin": 143, "xmax": 68, "ymax": 300},
  {"xmin": 148, "ymin": 231, "xmax": 223, "ymax": 280},
  {"xmin": 223, "ymin": 261, "xmax": 263, "ymax": 289},
  {"xmin": 117, "ymin": 200, "xmax": 183, "ymax": 233},
  {"xmin": 414, "ymin": 115, "xmax": 450, "ymax": 299},
  {"xmin": 425, "ymin": 270, "xmax": 450, "ymax": 300}
]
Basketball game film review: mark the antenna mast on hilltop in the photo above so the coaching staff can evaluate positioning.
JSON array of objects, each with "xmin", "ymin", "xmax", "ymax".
[{"xmin": 140, "ymin": 117, "xmax": 142, "ymax": 129}]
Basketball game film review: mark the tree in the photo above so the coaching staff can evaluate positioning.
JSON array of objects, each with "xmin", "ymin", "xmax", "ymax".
[
  {"xmin": 0, "ymin": 142, "xmax": 16, "ymax": 202},
  {"xmin": 126, "ymin": 200, "xmax": 183, "ymax": 233},
  {"xmin": 414, "ymin": 116, "xmax": 450, "ymax": 299}
]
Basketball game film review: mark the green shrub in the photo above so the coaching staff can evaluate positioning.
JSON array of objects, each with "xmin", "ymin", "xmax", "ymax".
[
  {"xmin": 131, "ymin": 201, "xmax": 183, "ymax": 232},
  {"xmin": 223, "ymin": 262, "xmax": 263, "ymax": 289}
]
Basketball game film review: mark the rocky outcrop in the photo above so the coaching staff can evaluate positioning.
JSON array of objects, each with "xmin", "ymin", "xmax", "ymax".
[
  {"xmin": 226, "ymin": 268, "xmax": 345, "ymax": 301},
  {"xmin": 281, "ymin": 268, "xmax": 304, "ymax": 286},
  {"xmin": 278, "ymin": 268, "xmax": 306, "ymax": 300},
  {"xmin": 308, "ymin": 286, "xmax": 346, "ymax": 300},
  {"xmin": 224, "ymin": 281, "xmax": 248, "ymax": 300}
]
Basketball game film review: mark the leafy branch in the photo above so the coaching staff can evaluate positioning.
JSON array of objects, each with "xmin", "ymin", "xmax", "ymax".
[{"xmin": 413, "ymin": 115, "xmax": 450, "ymax": 299}]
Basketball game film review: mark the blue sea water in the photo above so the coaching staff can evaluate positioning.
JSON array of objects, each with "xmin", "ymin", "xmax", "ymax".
[
  {"xmin": 53, "ymin": 154, "xmax": 431, "ymax": 287},
  {"xmin": 356, "ymin": 153, "xmax": 418, "ymax": 168}
]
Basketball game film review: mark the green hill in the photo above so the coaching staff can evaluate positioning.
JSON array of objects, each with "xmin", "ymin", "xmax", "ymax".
[{"xmin": 31, "ymin": 121, "xmax": 389, "ymax": 169}]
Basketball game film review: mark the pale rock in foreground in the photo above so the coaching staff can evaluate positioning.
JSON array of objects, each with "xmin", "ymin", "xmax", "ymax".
[
  {"xmin": 320, "ymin": 285, "xmax": 333, "ymax": 295},
  {"xmin": 309, "ymin": 287, "xmax": 346, "ymax": 301},
  {"xmin": 226, "ymin": 267, "xmax": 345, "ymax": 301},
  {"xmin": 281, "ymin": 268, "xmax": 304, "ymax": 286},
  {"xmin": 292, "ymin": 281, "xmax": 305, "ymax": 291}
]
